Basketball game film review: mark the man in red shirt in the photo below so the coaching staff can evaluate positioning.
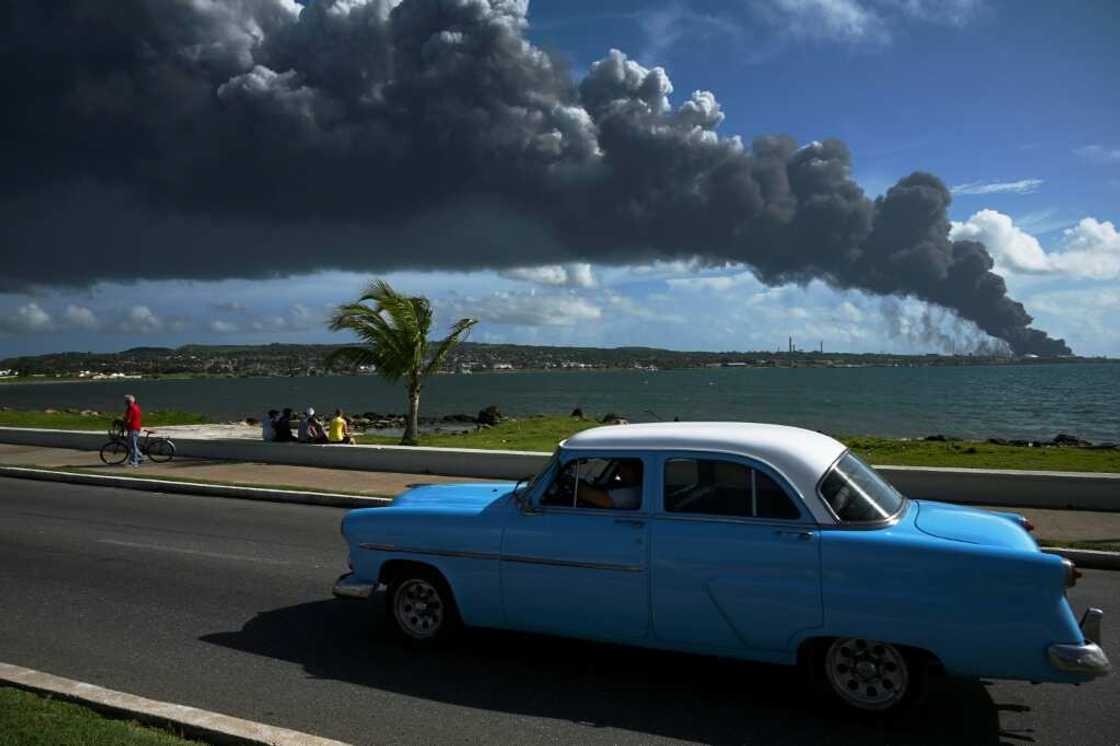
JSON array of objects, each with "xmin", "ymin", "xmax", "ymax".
[{"xmin": 123, "ymin": 394, "xmax": 143, "ymax": 466}]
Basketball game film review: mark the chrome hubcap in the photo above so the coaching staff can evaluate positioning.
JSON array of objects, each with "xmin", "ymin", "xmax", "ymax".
[
  {"xmin": 825, "ymin": 638, "xmax": 908, "ymax": 710},
  {"xmin": 394, "ymin": 579, "xmax": 444, "ymax": 639}
]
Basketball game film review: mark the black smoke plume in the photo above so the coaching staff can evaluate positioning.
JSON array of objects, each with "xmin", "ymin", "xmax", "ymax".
[{"xmin": 0, "ymin": 0, "xmax": 1070, "ymax": 355}]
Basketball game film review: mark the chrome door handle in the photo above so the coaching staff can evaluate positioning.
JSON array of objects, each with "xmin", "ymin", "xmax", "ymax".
[
  {"xmin": 776, "ymin": 530, "xmax": 814, "ymax": 541},
  {"xmin": 615, "ymin": 519, "xmax": 645, "ymax": 528}
]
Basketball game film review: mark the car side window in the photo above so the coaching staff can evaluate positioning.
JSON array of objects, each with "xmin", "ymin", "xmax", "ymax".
[
  {"xmin": 663, "ymin": 458, "xmax": 801, "ymax": 520},
  {"xmin": 541, "ymin": 457, "xmax": 643, "ymax": 511}
]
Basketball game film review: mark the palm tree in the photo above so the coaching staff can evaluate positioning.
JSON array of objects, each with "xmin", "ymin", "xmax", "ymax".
[{"xmin": 327, "ymin": 280, "xmax": 477, "ymax": 445}]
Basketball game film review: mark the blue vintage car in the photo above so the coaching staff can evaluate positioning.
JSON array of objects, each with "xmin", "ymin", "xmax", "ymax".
[{"xmin": 334, "ymin": 422, "xmax": 1109, "ymax": 712}]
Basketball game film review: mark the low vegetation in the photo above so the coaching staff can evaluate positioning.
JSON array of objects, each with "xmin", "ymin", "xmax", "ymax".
[
  {"xmin": 845, "ymin": 435, "xmax": 1120, "ymax": 473},
  {"xmin": 358, "ymin": 416, "xmax": 1120, "ymax": 473},
  {"xmin": 0, "ymin": 687, "xmax": 202, "ymax": 745},
  {"xmin": 0, "ymin": 409, "xmax": 208, "ymax": 431},
  {"xmin": 1, "ymin": 408, "xmax": 1115, "ymax": 472}
]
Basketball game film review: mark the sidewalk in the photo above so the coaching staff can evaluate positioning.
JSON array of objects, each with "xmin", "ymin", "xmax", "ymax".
[
  {"xmin": 0, "ymin": 443, "xmax": 1117, "ymax": 549},
  {"xmin": 0, "ymin": 443, "xmax": 488, "ymax": 499}
]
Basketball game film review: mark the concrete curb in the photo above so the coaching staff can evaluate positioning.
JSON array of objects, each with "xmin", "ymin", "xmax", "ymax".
[
  {"xmin": 0, "ymin": 661, "xmax": 351, "ymax": 746},
  {"xmin": 1042, "ymin": 547, "xmax": 1120, "ymax": 571},
  {"xmin": 0, "ymin": 466, "xmax": 391, "ymax": 509}
]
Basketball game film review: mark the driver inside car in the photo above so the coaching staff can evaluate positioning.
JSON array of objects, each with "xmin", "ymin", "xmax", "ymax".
[{"xmin": 574, "ymin": 459, "xmax": 643, "ymax": 510}]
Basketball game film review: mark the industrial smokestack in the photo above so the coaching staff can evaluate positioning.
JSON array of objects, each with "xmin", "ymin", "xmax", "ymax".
[{"xmin": 0, "ymin": 0, "xmax": 1071, "ymax": 356}]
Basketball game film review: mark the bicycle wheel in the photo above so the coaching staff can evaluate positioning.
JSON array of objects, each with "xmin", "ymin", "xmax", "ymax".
[
  {"xmin": 99, "ymin": 440, "xmax": 129, "ymax": 465},
  {"xmin": 146, "ymin": 438, "xmax": 176, "ymax": 463}
]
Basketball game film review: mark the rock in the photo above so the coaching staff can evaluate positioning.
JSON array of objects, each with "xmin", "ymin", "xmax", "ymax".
[
  {"xmin": 571, "ymin": 407, "xmax": 584, "ymax": 419},
  {"xmin": 441, "ymin": 413, "xmax": 477, "ymax": 423},
  {"xmin": 80, "ymin": 409, "xmax": 100, "ymax": 416},
  {"xmin": 245, "ymin": 417, "xmax": 260, "ymax": 426},
  {"xmin": 43, "ymin": 408, "xmax": 58, "ymax": 414},
  {"xmin": 1052, "ymin": 433, "xmax": 1091, "ymax": 447},
  {"xmin": 601, "ymin": 412, "xmax": 629, "ymax": 425},
  {"xmin": 923, "ymin": 434, "xmax": 960, "ymax": 442},
  {"xmin": 478, "ymin": 405, "xmax": 503, "ymax": 426}
]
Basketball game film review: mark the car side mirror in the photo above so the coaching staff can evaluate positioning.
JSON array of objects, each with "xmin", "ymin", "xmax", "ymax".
[{"xmin": 512, "ymin": 475, "xmax": 537, "ymax": 514}]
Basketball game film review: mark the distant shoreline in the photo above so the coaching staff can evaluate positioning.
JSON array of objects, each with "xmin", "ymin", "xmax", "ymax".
[{"xmin": 1, "ymin": 356, "xmax": 1117, "ymax": 387}]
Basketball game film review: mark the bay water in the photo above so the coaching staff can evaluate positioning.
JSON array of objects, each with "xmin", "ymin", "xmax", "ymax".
[{"xmin": 1, "ymin": 363, "xmax": 1116, "ymax": 442}]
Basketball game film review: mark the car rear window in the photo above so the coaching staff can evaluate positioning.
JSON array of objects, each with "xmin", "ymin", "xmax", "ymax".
[{"xmin": 819, "ymin": 452, "xmax": 905, "ymax": 522}]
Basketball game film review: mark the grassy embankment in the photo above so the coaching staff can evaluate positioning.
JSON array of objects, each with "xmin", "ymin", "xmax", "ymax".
[
  {"xmin": 0, "ymin": 687, "xmax": 203, "ymax": 746},
  {"xmin": 357, "ymin": 416, "xmax": 1120, "ymax": 473},
  {"xmin": 0, "ymin": 409, "xmax": 208, "ymax": 431},
  {"xmin": 0, "ymin": 409, "xmax": 1115, "ymax": 473}
]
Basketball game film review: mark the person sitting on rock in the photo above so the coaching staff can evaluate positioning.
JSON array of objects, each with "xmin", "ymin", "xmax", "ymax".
[
  {"xmin": 328, "ymin": 409, "xmax": 356, "ymax": 444},
  {"xmin": 273, "ymin": 408, "xmax": 295, "ymax": 443},
  {"xmin": 262, "ymin": 409, "xmax": 278, "ymax": 442},
  {"xmin": 299, "ymin": 408, "xmax": 328, "ymax": 444}
]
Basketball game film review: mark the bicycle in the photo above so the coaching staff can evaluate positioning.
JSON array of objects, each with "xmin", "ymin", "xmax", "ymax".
[{"xmin": 100, "ymin": 420, "xmax": 176, "ymax": 465}]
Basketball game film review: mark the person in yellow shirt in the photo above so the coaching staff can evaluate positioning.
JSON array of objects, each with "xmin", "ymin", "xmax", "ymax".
[{"xmin": 328, "ymin": 409, "xmax": 355, "ymax": 444}]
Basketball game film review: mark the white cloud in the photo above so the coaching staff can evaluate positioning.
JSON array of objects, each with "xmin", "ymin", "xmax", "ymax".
[
  {"xmin": 499, "ymin": 263, "xmax": 597, "ymax": 288},
  {"xmin": 449, "ymin": 291, "xmax": 602, "ymax": 326},
  {"xmin": 209, "ymin": 319, "xmax": 239, "ymax": 333},
  {"xmin": 756, "ymin": 0, "xmax": 980, "ymax": 45},
  {"xmin": 213, "ymin": 301, "xmax": 247, "ymax": 313},
  {"xmin": 1074, "ymin": 145, "xmax": 1120, "ymax": 164},
  {"xmin": 951, "ymin": 210, "xmax": 1120, "ymax": 280},
  {"xmin": 119, "ymin": 305, "xmax": 164, "ymax": 334},
  {"xmin": 63, "ymin": 304, "xmax": 99, "ymax": 330},
  {"xmin": 1023, "ymin": 287, "xmax": 1120, "ymax": 355},
  {"xmin": 950, "ymin": 178, "xmax": 1043, "ymax": 196},
  {"xmin": 0, "ymin": 302, "xmax": 54, "ymax": 334},
  {"xmin": 767, "ymin": 0, "xmax": 889, "ymax": 43},
  {"xmin": 891, "ymin": 0, "xmax": 981, "ymax": 25}
]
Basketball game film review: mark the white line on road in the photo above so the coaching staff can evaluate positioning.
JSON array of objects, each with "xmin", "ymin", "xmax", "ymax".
[{"xmin": 97, "ymin": 538, "xmax": 290, "ymax": 565}]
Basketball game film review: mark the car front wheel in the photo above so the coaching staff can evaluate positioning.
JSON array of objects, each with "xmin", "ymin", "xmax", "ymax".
[
  {"xmin": 386, "ymin": 567, "xmax": 460, "ymax": 646},
  {"xmin": 822, "ymin": 638, "xmax": 919, "ymax": 713}
]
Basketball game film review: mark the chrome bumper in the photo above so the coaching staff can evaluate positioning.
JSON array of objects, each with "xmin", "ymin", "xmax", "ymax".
[
  {"xmin": 333, "ymin": 571, "xmax": 375, "ymax": 600},
  {"xmin": 1049, "ymin": 608, "xmax": 1110, "ymax": 677}
]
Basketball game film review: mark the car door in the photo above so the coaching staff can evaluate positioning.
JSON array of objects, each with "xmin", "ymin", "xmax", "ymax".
[
  {"xmin": 650, "ymin": 452, "xmax": 822, "ymax": 654},
  {"xmin": 501, "ymin": 453, "xmax": 651, "ymax": 642}
]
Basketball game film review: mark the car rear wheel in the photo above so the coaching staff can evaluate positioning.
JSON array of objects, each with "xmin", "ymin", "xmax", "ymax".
[
  {"xmin": 385, "ymin": 566, "xmax": 460, "ymax": 646},
  {"xmin": 822, "ymin": 638, "xmax": 918, "ymax": 713}
]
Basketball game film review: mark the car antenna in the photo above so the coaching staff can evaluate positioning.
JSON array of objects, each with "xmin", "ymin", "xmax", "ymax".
[{"xmin": 644, "ymin": 409, "xmax": 664, "ymax": 421}]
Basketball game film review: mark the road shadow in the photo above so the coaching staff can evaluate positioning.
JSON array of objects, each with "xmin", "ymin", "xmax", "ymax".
[{"xmin": 201, "ymin": 596, "xmax": 1013, "ymax": 745}]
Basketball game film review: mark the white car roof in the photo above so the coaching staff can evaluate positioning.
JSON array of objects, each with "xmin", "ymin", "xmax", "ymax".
[{"xmin": 560, "ymin": 422, "xmax": 847, "ymax": 519}]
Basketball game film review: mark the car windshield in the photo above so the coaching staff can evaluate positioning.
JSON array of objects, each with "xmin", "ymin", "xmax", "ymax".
[
  {"xmin": 514, "ymin": 450, "xmax": 559, "ymax": 498},
  {"xmin": 819, "ymin": 452, "xmax": 905, "ymax": 523}
]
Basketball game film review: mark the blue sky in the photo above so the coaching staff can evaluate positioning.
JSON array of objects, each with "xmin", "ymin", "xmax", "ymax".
[{"xmin": 2, "ymin": 0, "xmax": 1117, "ymax": 358}]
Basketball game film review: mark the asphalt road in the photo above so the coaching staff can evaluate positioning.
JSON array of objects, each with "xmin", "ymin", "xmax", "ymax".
[{"xmin": 1, "ymin": 477, "xmax": 1117, "ymax": 746}]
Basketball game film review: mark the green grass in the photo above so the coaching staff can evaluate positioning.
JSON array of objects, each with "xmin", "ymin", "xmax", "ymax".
[
  {"xmin": 0, "ymin": 409, "xmax": 209, "ymax": 431},
  {"xmin": 356, "ymin": 415, "xmax": 603, "ymax": 452},
  {"xmin": 0, "ymin": 687, "xmax": 204, "ymax": 745},
  {"xmin": 845, "ymin": 436, "xmax": 1120, "ymax": 473},
  {"xmin": 359, "ymin": 415, "xmax": 1120, "ymax": 473}
]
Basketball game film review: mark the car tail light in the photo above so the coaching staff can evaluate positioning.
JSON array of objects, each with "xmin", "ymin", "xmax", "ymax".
[{"xmin": 1062, "ymin": 558, "xmax": 1081, "ymax": 588}]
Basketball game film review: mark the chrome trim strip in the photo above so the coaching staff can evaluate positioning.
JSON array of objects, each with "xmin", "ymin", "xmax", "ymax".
[
  {"xmin": 359, "ymin": 543, "xmax": 499, "ymax": 561},
  {"xmin": 652, "ymin": 513, "xmax": 818, "ymax": 530},
  {"xmin": 358, "ymin": 543, "xmax": 643, "ymax": 573},
  {"xmin": 501, "ymin": 554, "xmax": 644, "ymax": 573}
]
